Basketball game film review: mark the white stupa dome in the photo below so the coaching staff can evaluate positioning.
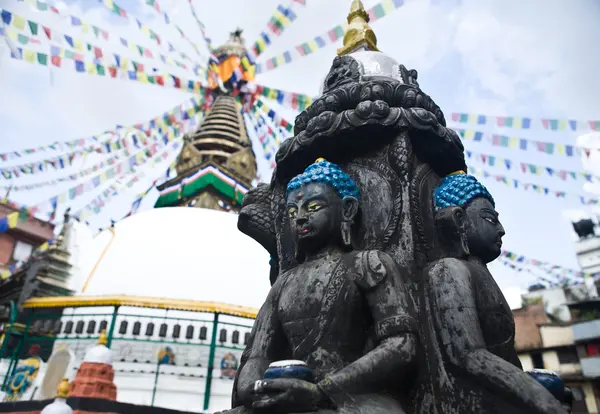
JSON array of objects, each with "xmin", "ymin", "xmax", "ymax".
[
  {"xmin": 73, "ymin": 207, "xmax": 271, "ymax": 310},
  {"xmin": 83, "ymin": 343, "xmax": 112, "ymax": 365},
  {"xmin": 40, "ymin": 398, "xmax": 72, "ymax": 414}
]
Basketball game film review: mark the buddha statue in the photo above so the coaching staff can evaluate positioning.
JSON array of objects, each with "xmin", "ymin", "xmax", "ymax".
[
  {"xmin": 415, "ymin": 172, "xmax": 566, "ymax": 413},
  {"xmin": 228, "ymin": 159, "xmax": 418, "ymax": 413}
]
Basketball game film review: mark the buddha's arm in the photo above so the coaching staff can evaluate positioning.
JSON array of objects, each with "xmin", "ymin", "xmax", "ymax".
[
  {"xmin": 429, "ymin": 258, "xmax": 565, "ymax": 414},
  {"xmin": 318, "ymin": 251, "xmax": 418, "ymax": 406},
  {"xmin": 233, "ymin": 285, "xmax": 288, "ymax": 408}
]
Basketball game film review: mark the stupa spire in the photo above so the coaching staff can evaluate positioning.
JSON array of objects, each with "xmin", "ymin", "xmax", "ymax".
[{"xmin": 337, "ymin": 0, "xmax": 378, "ymax": 56}]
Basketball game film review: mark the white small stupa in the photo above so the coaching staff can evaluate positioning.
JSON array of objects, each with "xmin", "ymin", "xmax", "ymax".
[{"xmin": 40, "ymin": 378, "xmax": 72, "ymax": 414}]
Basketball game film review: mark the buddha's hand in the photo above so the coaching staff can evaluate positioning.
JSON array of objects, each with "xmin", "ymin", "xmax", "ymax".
[{"xmin": 252, "ymin": 378, "xmax": 330, "ymax": 413}]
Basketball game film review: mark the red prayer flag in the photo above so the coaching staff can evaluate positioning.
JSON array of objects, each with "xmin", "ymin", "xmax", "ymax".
[
  {"xmin": 541, "ymin": 119, "xmax": 549, "ymax": 129},
  {"xmin": 93, "ymin": 47, "xmax": 103, "ymax": 59},
  {"xmin": 156, "ymin": 75, "xmax": 164, "ymax": 86},
  {"xmin": 108, "ymin": 66, "xmax": 117, "ymax": 77},
  {"xmin": 50, "ymin": 55, "xmax": 61, "ymax": 67},
  {"xmin": 43, "ymin": 26, "xmax": 51, "ymax": 39}
]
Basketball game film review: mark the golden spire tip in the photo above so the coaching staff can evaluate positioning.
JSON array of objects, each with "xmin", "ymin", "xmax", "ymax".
[
  {"xmin": 56, "ymin": 378, "xmax": 69, "ymax": 399},
  {"xmin": 338, "ymin": 0, "xmax": 378, "ymax": 56},
  {"xmin": 98, "ymin": 329, "xmax": 108, "ymax": 346}
]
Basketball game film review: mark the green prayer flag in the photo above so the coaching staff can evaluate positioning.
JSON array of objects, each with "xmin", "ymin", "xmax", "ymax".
[
  {"xmin": 28, "ymin": 20, "xmax": 38, "ymax": 35},
  {"xmin": 64, "ymin": 50, "xmax": 74, "ymax": 59},
  {"xmin": 148, "ymin": 75, "xmax": 156, "ymax": 84},
  {"xmin": 17, "ymin": 34, "xmax": 28, "ymax": 45},
  {"xmin": 372, "ymin": 4, "xmax": 385, "ymax": 18},
  {"xmin": 87, "ymin": 43, "xmax": 92, "ymax": 51},
  {"xmin": 92, "ymin": 25, "xmax": 100, "ymax": 37},
  {"xmin": 37, "ymin": 52, "xmax": 48, "ymax": 66},
  {"xmin": 137, "ymin": 45, "xmax": 144, "ymax": 56},
  {"xmin": 96, "ymin": 64, "xmax": 105, "ymax": 76},
  {"xmin": 18, "ymin": 209, "xmax": 28, "ymax": 222}
]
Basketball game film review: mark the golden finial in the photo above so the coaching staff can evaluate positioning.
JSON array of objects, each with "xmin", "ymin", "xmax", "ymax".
[
  {"xmin": 315, "ymin": 157, "xmax": 326, "ymax": 163},
  {"xmin": 338, "ymin": 0, "xmax": 378, "ymax": 56},
  {"xmin": 448, "ymin": 170, "xmax": 466, "ymax": 176},
  {"xmin": 98, "ymin": 329, "xmax": 108, "ymax": 346},
  {"xmin": 56, "ymin": 378, "xmax": 69, "ymax": 399}
]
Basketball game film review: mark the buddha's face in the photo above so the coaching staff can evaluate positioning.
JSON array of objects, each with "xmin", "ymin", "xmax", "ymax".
[
  {"xmin": 464, "ymin": 197, "xmax": 505, "ymax": 263},
  {"xmin": 287, "ymin": 182, "xmax": 343, "ymax": 256}
]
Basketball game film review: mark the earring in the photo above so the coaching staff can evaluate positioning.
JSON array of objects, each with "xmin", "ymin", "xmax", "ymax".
[{"xmin": 341, "ymin": 220, "xmax": 352, "ymax": 248}]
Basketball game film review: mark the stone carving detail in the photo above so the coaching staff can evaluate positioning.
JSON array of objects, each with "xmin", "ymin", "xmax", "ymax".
[
  {"xmin": 230, "ymin": 51, "xmax": 568, "ymax": 414},
  {"xmin": 322, "ymin": 55, "xmax": 361, "ymax": 95}
]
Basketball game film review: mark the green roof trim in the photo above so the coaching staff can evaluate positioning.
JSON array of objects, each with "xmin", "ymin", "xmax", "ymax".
[{"xmin": 154, "ymin": 166, "xmax": 248, "ymax": 208}]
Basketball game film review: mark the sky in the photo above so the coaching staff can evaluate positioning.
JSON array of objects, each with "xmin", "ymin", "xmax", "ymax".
[{"xmin": 0, "ymin": 0, "xmax": 599, "ymax": 309}]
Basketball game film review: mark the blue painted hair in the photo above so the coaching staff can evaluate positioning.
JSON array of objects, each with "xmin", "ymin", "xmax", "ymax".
[
  {"xmin": 286, "ymin": 158, "xmax": 360, "ymax": 200},
  {"xmin": 434, "ymin": 171, "xmax": 494, "ymax": 210}
]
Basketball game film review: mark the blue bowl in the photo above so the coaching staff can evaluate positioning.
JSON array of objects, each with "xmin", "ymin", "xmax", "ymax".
[{"xmin": 264, "ymin": 361, "xmax": 314, "ymax": 383}]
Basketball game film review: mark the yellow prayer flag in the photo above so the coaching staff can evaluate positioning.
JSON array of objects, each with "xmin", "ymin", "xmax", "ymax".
[
  {"xmin": 12, "ymin": 15, "xmax": 26, "ymax": 30},
  {"xmin": 381, "ymin": 0, "xmax": 395, "ymax": 13},
  {"xmin": 268, "ymin": 90, "xmax": 278, "ymax": 100},
  {"xmin": 104, "ymin": 0, "xmax": 115, "ymax": 8},
  {"xmin": 307, "ymin": 40, "xmax": 319, "ymax": 52},
  {"xmin": 136, "ymin": 152, "xmax": 145, "ymax": 164},
  {"xmin": 81, "ymin": 23, "xmax": 90, "ymax": 34},
  {"xmin": 23, "ymin": 49, "xmax": 35, "ymax": 63},
  {"xmin": 74, "ymin": 39, "xmax": 84, "ymax": 51},
  {"xmin": 120, "ymin": 58, "xmax": 129, "ymax": 70},
  {"xmin": 508, "ymin": 137, "xmax": 518, "ymax": 148},
  {"xmin": 137, "ymin": 72, "xmax": 148, "ymax": 83},
  {"xmin": 463, "ymin": 130, "xmax": 475, "ymax": 140},
  {"xmin": 512, "ymin": 118, "xmax": 522, "ymax": 129},
  {"xmin": 1, "ymin": 270, "xmax": 10, "ymax": 280},
  {"xmin": 558, "ymin": 119, "xmax": 567, "ymax": 130},
  {"xmin": 39, "ymin": 242, "xmax": 49, "ymax": 252},
  {"xmin": 7, "ymin": 212, "xmax": 19, "ymax": 228},
  {"xmin": 141, "ymin": 26, "xmax": 151, "ymax": 36},
  {"xmin": 7, "ymin": 29, "xmax": 18, "ymax": 41},
  {"xmin": 467, "ymin": 114, "xmax": 478, "ymax": 124},
  {"xmin": 85, "ymin": 62, "xmax": 96, "ymax": 74}
]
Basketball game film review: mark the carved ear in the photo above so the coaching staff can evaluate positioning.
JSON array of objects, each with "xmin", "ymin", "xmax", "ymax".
[
  {"xmin": 435, "ymin": 206, "xmax": 469, "ymax": 258},
  {"xmin": 341, "ymin": 196, "xmax": 359, "ymax": 222}
]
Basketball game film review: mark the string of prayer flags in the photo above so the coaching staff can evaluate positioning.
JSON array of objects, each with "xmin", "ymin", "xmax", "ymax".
[
  {"xmin": 248, "ymin": 2, "xmax": 300, "ymax": 60},
  {"xmin": 0, "ymin": 209, "xmax": 29, "ymax": 234},
  {"xmin": 468, "ymin": 165, "xmax": 599, "ymax": 206},
  {"xmin": 245, "ymin": 114, "xmax": 277, "ymax": 169},
  {"xmin": 254, "ymin": 84, "xmax": 314, "ymax": 111},
  {"xmin": 0, "ymin": 97, "xmax": 199, "ymax": 162},
  {"xmin": 143, "ymin": 0, "xmax": 205, "ymax": 60},
  {"xmin": 187, "ymin": 0, "xmax": 213, "ymax": 50},
  {"xmin": 454, "ymin": 128, "xmax": 597, "ymax": 158},
  {"xmin": 0, "ymin": 100, "xmax": 202, "ymax": 179},
  {"xmin": 12, "ymin": 0, "xmax": 201, "ymax": 73},
  {"xmin": 450, "ymin": 112, "xmax": 600, "ymax": 132},
  {"xmin": 255, "ymin": 99, "xmax": 294, "ymax": 133},
  {"xmin": 256, "ymin": 0, "xmax": 405, "ymax": 73},
  {"xmin": 31, "ymin": 124, "xmax": 185, "ymax": 222},
  {"xmin": 498, "ymin": 259, "xmax": 579, "ymax": 288},
  {"xmin": 79, "ymin": 140, "xmax": 181, "ymax": 221},
  {"xmin": 501, "ymin": 250, "xmax": 594, "ymax": 280},
  {"xmin": 7, "ymin": 42, "xmax": 206, "ymax": 96},
  {"xmin": 465, "ymin": 150, "xmax": 599, "ymax": 183}
]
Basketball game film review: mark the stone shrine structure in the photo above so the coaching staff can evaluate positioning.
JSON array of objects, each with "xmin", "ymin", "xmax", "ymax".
[
  {"xmin": 69, "ymin": 330, "xmax": 116, "ymax": 401},
  {"xmin": 231, "ymin": 0, "xmax": 569, "ymax": 413}
]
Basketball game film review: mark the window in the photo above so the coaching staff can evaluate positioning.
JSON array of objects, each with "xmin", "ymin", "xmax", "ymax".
[
  {"xmin": 531, "ymin": 352, "xmax": 545, "ymax": 369},
  {"xmin": 12, "ymin": 241, "xmax": 33, "ymax": 263},
  {"xmin": 557, "ymin": 348, "xmax": 579, "ymax": 364}
]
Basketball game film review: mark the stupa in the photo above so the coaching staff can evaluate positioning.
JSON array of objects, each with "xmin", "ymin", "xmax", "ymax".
[{"xmin": 68, "ymin": 330, "xmax": 116, "ymax": 401}]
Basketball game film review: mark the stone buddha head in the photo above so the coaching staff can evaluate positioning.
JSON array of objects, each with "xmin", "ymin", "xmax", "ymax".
[
  {"xmin": 434, "ymin": 172, "xmax": 505, "ymax": 263},
  {"xmin": 286, "ymin": 159, "xmax": 360, "ymax": 261}
]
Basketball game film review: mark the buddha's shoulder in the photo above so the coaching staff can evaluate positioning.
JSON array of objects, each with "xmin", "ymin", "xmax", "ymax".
[{"xmin": 345, "ymin": 250, "xmax": 396, "ymax": 289}]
